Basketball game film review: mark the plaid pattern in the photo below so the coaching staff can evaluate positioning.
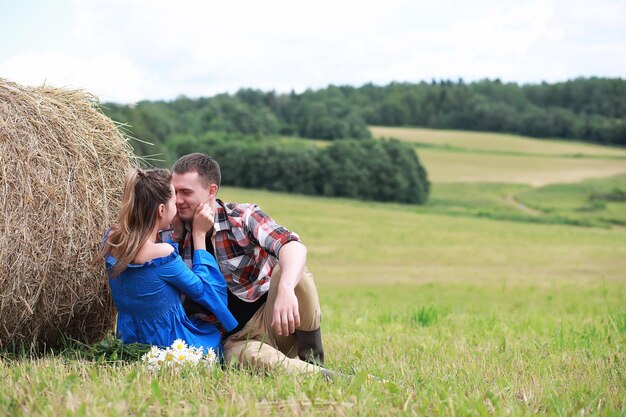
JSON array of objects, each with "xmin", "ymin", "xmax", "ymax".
[
  {"xmin": 165, "ymin": 199, "xmax": 300, "ymax": 303},
  {"xmin": 212, "ymin": 199, "xmax": 300, "ymax": 302},
  {"xmin": 180, "ymin": 227, "xmax": 193, "ymax": 269}
]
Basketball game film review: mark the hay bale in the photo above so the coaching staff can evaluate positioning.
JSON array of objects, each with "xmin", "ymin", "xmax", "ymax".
[{"xmin": 0, "ymin": 78, "xmax": 136, "ymax": 349}]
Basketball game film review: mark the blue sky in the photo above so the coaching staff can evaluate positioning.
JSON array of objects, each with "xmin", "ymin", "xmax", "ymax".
[{"xmin": 1, "ymin": 0, "xmax": 625, "ymax": 103}]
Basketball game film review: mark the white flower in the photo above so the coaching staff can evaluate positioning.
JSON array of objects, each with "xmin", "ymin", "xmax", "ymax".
[
  {"xmin": 171, "ymin": 339, "xmax": 187, "ymax": 350},
  {"xmin": 189, "ymin": 346, "xmax": 204, "ymax": 356},
  {"xmin": 202, "ymin": 348, "xmax": 218, "ymax": 368},
  {"xmin": 141, "ymin": 342, "xmax": 218, "ymax": 372},
  {"xmin": 173, "ymin": 349, "xmax": 188, "ymax": 363},
  {"xmin": 149, "ymin": 346, "xmax": 161, "ymax": 358}
]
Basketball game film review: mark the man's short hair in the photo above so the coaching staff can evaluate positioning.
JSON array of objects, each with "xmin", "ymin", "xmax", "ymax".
[{"xmin": 172, "ymin": 153, "xmax": 221, "ymax": 189}]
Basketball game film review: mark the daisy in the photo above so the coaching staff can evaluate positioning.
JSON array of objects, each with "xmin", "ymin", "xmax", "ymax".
[
  {"xmin": 141, "ymin": 343, "xmax": 218, "ymax": 372},
  {"xmin": 149, "ymin": 346, "xmax": 161, "ymax": 358},
  {"xmin": 172, "ymin": 339, "xmax": 187, "ymax": 350},
  {"xmin": 203, "ymin": 348, "xmax": 218, "ymax": 368}
]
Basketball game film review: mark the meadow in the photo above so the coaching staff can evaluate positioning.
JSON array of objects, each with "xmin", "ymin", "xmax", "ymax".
[
  {"xmin": 1, "ymin": 128, "xmax": 625, "ymax": 416},
  {"xmin": 371, "ymin": 126, "xmax": 626, "ymax": 186},
  {"xmin": 369, "ymin": 126, "xmax": 626, "ymax": 158}
]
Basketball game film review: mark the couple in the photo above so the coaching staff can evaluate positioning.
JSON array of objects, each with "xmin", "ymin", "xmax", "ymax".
[{"xmin": 101, "ymin": 153, "xmax": 329, "ymax": 376}]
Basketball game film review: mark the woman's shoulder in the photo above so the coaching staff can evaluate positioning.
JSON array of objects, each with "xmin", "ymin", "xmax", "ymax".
[
  {"xmin": 152, "ymin": 242, "xmax": 176, "ymax": 258},
  {"xmin": 132, "ymin": 243, "xmax": 179, "ymax": 268}
]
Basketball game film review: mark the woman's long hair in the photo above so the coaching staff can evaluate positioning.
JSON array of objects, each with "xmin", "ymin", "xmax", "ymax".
[{"xmin": 101, "ymin": 168, "xmax": 173, "ymax": 278}]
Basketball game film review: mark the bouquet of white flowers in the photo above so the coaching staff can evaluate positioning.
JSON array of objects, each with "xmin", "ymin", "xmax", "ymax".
[{"xmin": 141, "ymin": 339, "xmax": 218, "ymax": 371}]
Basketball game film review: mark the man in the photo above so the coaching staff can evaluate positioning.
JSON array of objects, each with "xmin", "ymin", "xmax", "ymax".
[{"xmin": 168, "ymin": 153, "xmax": 329, "ymax": 375}]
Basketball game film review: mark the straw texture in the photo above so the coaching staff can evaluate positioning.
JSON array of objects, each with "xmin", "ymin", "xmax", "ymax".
[{"xmin": 0, "ymin": 78, "xmax": 136, "ymax": 349}]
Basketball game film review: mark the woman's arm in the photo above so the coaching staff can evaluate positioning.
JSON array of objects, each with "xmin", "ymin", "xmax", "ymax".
[{"xmin": 160, "ymin": 252, "xmax": 238, "ymax": 332}]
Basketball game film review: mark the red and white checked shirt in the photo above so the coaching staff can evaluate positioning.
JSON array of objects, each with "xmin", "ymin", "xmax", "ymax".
[{"xmin": 175, "ymin": 199, "xmax": 300, "ymax": 303}]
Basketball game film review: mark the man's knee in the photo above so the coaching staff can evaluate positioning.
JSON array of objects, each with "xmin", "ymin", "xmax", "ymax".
[
  {"xmin": 295, "ymin": 268, "xmax": 321, "ymax": 330},
  {"xmin": 267, "ymin": 266, "xmax": 322, "ymax": 331}
]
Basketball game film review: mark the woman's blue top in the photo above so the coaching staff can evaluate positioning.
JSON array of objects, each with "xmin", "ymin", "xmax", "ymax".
[{"xmin": 106, "ymin": 243, "xmax": 238, "ymax": 353}]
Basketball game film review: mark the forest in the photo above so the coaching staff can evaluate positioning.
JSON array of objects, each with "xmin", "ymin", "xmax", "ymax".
[
  {"xmin": 103, "ymin": 77, "xmax": 626, "ymax": 150},
  {"xmin": 100, "ymin": 77, "xmax": 625, "ymax": 205}
]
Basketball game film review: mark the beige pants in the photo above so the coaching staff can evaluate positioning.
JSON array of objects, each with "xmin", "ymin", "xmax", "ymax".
[{"xmin": 222, "ymin": 266, "xmax": 323, "ymax": 374}]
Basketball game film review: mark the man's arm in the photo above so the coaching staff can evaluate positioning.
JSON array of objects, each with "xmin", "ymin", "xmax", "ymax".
[
  {"xmin": 272, "ymin": 240, "xmax": 307, "ymax": 336},
  {"xmin": 240, "ymin": 203, "xmax": 304, "ymax": 336}
]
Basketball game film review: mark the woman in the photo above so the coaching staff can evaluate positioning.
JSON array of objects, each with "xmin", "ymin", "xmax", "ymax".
[{"xmin": 100, "ymin": 168, "xmax": 237, "ymax": 354}]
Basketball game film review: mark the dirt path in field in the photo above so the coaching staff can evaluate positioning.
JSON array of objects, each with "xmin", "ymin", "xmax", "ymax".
[
  {"xmin": 522, "ymin": 165, "xmax": 626, "ymax": 187},
  {"xmin": 504, "ymin": 194, "xmax": 542, "ymax": 215}
]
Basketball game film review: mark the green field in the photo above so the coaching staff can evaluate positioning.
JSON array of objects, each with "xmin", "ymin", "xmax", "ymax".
[
  {"xmin": 2, "ymin": 128, "xmax": 625, "ymax": 416},
  {"xmin": 370, "ymin": 126, "xmax": 626, "ymax": 158},
  {"xmin": 371, "ymin": 126, "xmax": 626, "ymax": 186}
]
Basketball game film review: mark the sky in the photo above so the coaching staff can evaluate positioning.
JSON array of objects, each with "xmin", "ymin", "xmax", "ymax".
[{"xmin": 1, "ymin": 0, "xmax": 625, "ymax": 103}]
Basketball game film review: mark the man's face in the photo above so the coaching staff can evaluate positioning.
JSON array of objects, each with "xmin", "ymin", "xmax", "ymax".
[{"xmin": 172, "ymin": 171, "xmax": 211, "ymax": 222}]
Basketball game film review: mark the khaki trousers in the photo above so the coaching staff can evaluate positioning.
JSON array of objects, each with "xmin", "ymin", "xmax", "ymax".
[{"xmin": 223, "ymin": 266, "xmax": 323, "ymax": 374}]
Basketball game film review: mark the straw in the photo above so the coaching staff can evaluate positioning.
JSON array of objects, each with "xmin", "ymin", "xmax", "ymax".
[{"xmin": 0, "ymin": 78, "xmax": 136, "ymax": 350}]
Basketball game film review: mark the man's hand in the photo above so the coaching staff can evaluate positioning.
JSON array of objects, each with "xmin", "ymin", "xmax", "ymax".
[
  {"xmin": 272, "ymin": 286, "xmax": 301, "ymax": 336},
  {"xmin": 271, "ymin": 241, "xmax": 307, "ymax": 336}
]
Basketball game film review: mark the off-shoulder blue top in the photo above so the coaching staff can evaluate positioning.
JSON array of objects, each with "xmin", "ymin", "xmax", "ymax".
[{"xmin": 106, "ymin": 243, "xmax": 238, "ymax": 353}]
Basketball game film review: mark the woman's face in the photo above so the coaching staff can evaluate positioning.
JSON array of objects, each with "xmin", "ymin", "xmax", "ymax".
[{"xmin": 159, "ymin": 184, "xmax": 177, "ymax": 229}]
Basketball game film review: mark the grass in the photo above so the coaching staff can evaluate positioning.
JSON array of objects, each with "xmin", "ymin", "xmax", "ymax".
[
  {"xmin": 413, "ymin": 148, "xmax": 626, "ymax": 185},
  {"xmin": 2, "ymin": 128, "xmax": 626, "ymax": 415},
  {"xmin": 369, "ymin": 126, "xmax": 626, "ymax": 186},
  {"xmin": 421, "ymin": 176, "xmax": 626, "ymax": 228},
  {"xmin": 370, "ymin": 126, "xmax": 626, "ymax": 158},
  {"xmin": 515, "ymin": 174, "xmax": 626, "ymax": 225},
  {"xmin": 217, "ymin": 188, "xmax": 626, "ymax": 286},
  {"xmin": 2, "ymin": 276, "xmax": 624, "ymax": 416},
  {"xmin": 367, "ymin": 125, "xmax": 626, "ymax": 227}
]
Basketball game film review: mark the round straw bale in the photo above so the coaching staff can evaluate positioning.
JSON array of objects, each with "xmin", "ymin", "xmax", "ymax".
[{"xmin": 0, "ymin": 78, "xmax": 136, "ymax": 350}]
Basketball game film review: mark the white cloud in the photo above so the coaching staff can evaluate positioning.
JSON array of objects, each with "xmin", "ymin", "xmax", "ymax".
[
  {"xmin": 0, "ymin": 52, "xmax": 153, "ymax": 103},
  {"xmin": 1, "ymin": 0, "xmax": 624, "ymax": 102}
]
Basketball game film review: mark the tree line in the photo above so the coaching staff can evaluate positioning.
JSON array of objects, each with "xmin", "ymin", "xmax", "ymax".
[
  {"xmin": 102, "ymin": 77, "xmax": 626, "ymax": 152},
  {"xmin": 102, "ymin": 88, "xmax": 371, "ymax": 159},
  {"xmin": 166, "ymin": 133, "xmax": 429, "ymax": 204},
  {"xmin": 356, "ymin": 78, "xmax": 626, "ymax": 144}
]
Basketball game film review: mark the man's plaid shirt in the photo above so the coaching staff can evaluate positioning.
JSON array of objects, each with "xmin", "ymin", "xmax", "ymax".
[{"xmin": 171, "ymin": 199, "xmax": 300, "ymax": 303}]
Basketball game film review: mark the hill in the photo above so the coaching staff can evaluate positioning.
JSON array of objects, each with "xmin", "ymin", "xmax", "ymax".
[{"xmin": 369, "ymin": 126, "xmax": 626, "ymax": 227}]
